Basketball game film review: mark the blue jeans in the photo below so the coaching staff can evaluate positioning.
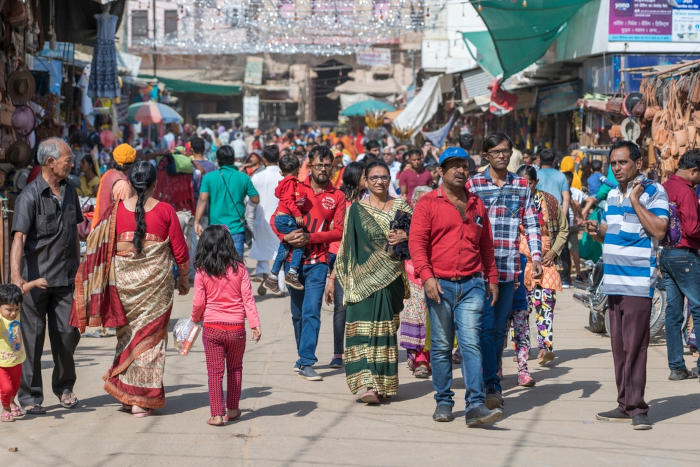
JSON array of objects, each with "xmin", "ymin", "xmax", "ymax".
[
  {"xmin": 231, "ymin": 232, "xmax": 245, "ymax": 258},
  {"xmin": 272, "ymin": 215, "xmax": 304, "ymax": 275},
  {"xmin": 426, "ymin": 277, "xmax": 487, "ymax": 410},
  {"xmin": 660, "ymin": 248, "xmax": 700, "ymax": 372},
  {"xmin": 286, "ymin": 262, "xmax": 328, "ymax": 367},
  {"xmin": 480, "ymin": 281, "xmax": 516, "ymax": 393}
]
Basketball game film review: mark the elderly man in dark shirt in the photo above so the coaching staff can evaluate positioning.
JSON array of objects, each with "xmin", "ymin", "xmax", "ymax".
[{"xmin": 11, "ymin": 138, "xmax": 83, "ymax": 415}]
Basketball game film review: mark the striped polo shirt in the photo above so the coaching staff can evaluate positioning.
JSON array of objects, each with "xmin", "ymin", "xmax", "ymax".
[{"xmin": 601, "ymin": 180, "xmax": 669, "ymax": 298}]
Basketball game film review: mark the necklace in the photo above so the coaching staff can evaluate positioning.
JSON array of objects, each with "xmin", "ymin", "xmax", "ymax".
[{"xmin": 369, "ymin": 196, "xmax": 389, "ymax": 211}]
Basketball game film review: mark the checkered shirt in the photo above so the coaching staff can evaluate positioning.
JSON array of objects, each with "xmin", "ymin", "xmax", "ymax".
[{"xmin": 466, "ymin": 169, "xmax": 542, "ymax": 282}]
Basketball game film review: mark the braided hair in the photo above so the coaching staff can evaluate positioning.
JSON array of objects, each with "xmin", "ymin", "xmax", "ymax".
[{"xmin": 128, "ymin": 160, "xmax": 157, "ymax": 254}]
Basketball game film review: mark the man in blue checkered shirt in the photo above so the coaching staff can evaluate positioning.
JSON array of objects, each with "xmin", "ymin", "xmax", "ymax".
[{"xmin": 466, "ymin": 133, "xmax": 542, "ymax": 411}]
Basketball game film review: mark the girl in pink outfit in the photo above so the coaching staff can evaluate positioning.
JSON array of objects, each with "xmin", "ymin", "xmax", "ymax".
[{"xmin": 192, "ymin": 225, "xmax": 261, "ymax": 426}]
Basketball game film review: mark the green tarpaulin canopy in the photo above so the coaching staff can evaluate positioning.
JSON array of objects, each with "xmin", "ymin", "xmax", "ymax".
[
  {"xmin": 340, "ymin": 99, "xmax": 395, "ymax": 117},
  {"xmin": 463, "ymin": 0, "xmax": 593, "ymax": 80},
  {"xmin": 139, "ymin": 75, "xmax": 242, "ymax": 96}
]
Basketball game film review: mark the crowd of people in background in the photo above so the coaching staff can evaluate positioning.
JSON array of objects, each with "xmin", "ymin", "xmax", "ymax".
[{"xmin": 1, "ymin": 119, "xmax": 699, "ymax": 433}]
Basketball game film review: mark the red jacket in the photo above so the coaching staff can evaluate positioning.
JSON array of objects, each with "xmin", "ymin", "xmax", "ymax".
[
  {"xmin": 271, "ymin": 178, "xmax": 346, "ymax": 265},
  {"xmin": 409, "ymin": 187, "xmax": 498, "ymax": 284},
  {"xmin": 275, "ymin": 174, "xmax": 311, "ymax": 218}
]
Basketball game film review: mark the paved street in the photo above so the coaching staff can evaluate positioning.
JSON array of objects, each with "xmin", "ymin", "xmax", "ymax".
[{"xmin": 2, "ymin": 269, "xmax": 699, "ymax": 467}]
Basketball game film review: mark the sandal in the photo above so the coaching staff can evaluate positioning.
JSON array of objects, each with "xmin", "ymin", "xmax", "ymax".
[
  {"xmin": 1, "ymin": 411, "xmax": 14, "ymax": 422},
  {"xmin": 24, "ymin": 404, "xmax": 46, "ymax": 415},
  {"xmin": 207, "ymin": 416, "xmax": 225, "ymax": 426},
  {"xmin": 225, "ymin": 408, "xmax": 241, "ymax": 422},
  {"xmin": 10, "ymin": 405, "xmax": 25, "ymax": 418},
  {"xmin": 413, "ymin": 364, "xmax": 430, "ymax": 379},
  {"xmin": 131, "ymin": 406, "xmax": 153, "ymax": 418},
  {"xmin": 518, "ymin": 373, "xmax": 536, "ymax": 387},
  {"xmin": 59, "ymin": 391, "xmax": 79, "ymax": 409},
  {"xmin": 359, "ymin": 389, "xmax": 380, "ymax": 404}
]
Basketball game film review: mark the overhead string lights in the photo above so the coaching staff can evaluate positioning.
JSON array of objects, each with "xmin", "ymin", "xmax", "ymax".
[{"xmin": 131, "ymin": 0, "xmax": 527, "ymax": 56}]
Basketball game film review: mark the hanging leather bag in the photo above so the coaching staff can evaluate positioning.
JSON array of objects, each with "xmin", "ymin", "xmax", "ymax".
[
  {"xmin": 606, "ymin": 83, "xmax": 625, "ymax": 115},
  {"xmin": 690, "ymin": 72, "xmax": 700, "ymax": 105}
]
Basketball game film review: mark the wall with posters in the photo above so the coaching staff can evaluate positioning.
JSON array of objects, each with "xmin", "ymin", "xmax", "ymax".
[{"xmin": 609, "ymin": 0, "xmax": 700, "ymax": 42}]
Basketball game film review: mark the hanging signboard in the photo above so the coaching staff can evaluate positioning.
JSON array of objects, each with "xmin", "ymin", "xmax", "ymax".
[
  {"xmin": 244, "ymin": 57, "xmax": 264, "ymax": 85},
  {"xmin": 537, "ymin": 80, "xmax": 581, "ymax": 115},
  {"xmin": 243, "ymin": 95, "xmax": 260, "ymax": 129},
  {"xmin": 609, "ymin": 0, "xmax": 700, "ymax": 42},
  {"xmin": 356, "ymin": 48, "xmax": 392, "ymax": 68}
]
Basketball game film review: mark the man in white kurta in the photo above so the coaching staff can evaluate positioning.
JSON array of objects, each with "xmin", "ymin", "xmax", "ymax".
[{"xmin": 247, "ymin": 147, "xmax": 286, "ymax": 294}]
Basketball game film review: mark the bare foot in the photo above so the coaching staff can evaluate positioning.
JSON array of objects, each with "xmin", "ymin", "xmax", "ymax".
[
  {"xmin": 207, "ymin": 415, "xmax": 225, "ymax": 426},
  {"xmin": 226, "ymin": 408, "xmax": 241, "ymax": 421}
]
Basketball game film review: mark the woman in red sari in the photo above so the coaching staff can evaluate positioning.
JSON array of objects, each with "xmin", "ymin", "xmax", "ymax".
[{"xmin": 72, "ymin": 161, "xmax": 189, "ymax": 417}]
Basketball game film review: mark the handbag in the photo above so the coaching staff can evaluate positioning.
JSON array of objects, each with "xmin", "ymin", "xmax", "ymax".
[{"xmin": 219, "ymin": 170, "xmax": 254, "ymax": 247}]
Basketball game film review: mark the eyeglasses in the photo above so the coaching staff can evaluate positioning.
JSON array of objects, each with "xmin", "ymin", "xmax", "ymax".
[
  {"xmin": 367, "ymin": 175, "xmax": 390, "ymax": 183},
  {"xmin": 486, "ymin": 149, "xmax": 512, "ymax": 157},
  {"xmin": 310, "ymin": 163, "xmax": 332, "ymax": 170}
]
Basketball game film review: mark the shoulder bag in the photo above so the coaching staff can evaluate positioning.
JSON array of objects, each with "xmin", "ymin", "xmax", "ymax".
[{"xmin": 219, "ymin": 169, "xmax": 254, "ymax": 247}]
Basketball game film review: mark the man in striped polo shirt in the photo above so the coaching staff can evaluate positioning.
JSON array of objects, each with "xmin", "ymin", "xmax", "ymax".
[{"xmin": 586, "ymin": 141, "xmax": 669, "ymax": 430}]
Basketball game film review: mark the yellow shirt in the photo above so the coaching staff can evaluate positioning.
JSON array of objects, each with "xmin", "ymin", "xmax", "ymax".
[
  {"xmin": 0, "ymin": 316, "xmax": 25, "ymax": 367},
  {"xmin": 77, "ymin": 175, "xmax": 100, "ymax": 197}
]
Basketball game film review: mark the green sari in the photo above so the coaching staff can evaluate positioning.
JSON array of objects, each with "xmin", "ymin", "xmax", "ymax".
[{"xmin": 335, "ymin": 199, "xmax": 411, "ymax": 397}]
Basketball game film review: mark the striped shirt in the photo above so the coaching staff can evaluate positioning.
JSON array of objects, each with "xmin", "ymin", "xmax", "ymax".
[
  {"xmin": 466, "ymin": 169, "xmax": 542, "ymax": 282},
  {"xmin": 601, "ymin": 180, "xmax": 669, "ymax": 298}
]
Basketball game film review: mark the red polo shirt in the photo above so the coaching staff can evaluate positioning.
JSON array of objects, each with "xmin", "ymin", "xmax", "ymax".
[
  {"xmin": 271, "ymin": 178, "xmax": 346, "ymax": 265},
  {"xmin": 663, "ymin": 174, "xmax": 700, "ymax": 250},
  {"xmin": 409, "ymin": 186, "xmax": 498, "ymax": 284}
]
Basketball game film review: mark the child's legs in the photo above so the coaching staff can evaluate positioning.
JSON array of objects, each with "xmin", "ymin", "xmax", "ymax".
[
  {"xmin": 511, "ymin": 309, "xmax": 531, "ymax": 374},
  {"xmin": 271, "ymin": 215, "xmax": 300, "ymax": 275},
  {"xmin": 531, "ymin": 287, "xmax": 556, "ymax": 351},
  {"xmin": 224, "ymin": 329, "xmax": 247, "ymax": 411},
  {"xmin": 202, "ymin": 327, "xmax": 227, "ymax": 417},
  {"xmin": 0, "ymin": 365, "xmax": 21, "ymax": 408},
  {"xmin": 289, "ymin": 246, "xmax": 304, "ymax": 273}
]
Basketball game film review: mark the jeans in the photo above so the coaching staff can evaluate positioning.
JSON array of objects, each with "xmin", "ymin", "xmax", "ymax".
[
  {"xmin": 286, "ymin": 262, "xmax": 328, "ymax": 367},
  {"xmin": 272, "ymin": 215, "xmax": 304, "ymax": 275},
  {"xmin": 480, "ymin": 281, "xmax": 516, "ymax": 393},
  {"xmin": 231, "ymin": 232, "xmax": 245, "ymax": 258},
  {"xmin": 660, "ymin": 248, "xmax": 700, "ymax": 372},
  {"xmin": 426, "ymin": 277, "xmax": 486, "ymax": 410}
]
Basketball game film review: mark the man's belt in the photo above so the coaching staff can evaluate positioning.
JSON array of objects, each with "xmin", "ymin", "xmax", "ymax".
[{"xmin": 443, "ymin": 272, "xmax": 483, "ymax": 282}]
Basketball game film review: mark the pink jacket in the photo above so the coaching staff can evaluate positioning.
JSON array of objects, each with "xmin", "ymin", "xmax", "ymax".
[{"xmin": 191, "ymin": 265, "xmax": 260, "ymax": 328}]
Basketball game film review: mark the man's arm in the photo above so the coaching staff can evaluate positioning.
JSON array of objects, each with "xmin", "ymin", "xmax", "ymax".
[
  {"xmin": 194, "ymin": 192, "xmax": 209, "ymax": 235},
  {"xmin": 560, "ymin": 189, "xmax": 570, "ymax": 221},
  {"xmin": 10, "ymin": 232, "xmax": 27, "ymax": 289},
  {"xmin": 630, "ymin": 184, "xmax": 669, "ymax": 241},
  {"xmin": 550, "ymin": 205, "xmax": 569, "ymax": 258},
  {"xmin": 478, "ymin": 209, "xmax": 499, "ymax": 285},
  {"xmin": 408, "ymin": 199, "xmax": 434, "ymax": 283}
]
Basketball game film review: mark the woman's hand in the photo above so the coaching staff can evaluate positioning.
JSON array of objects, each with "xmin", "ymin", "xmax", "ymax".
[
  {"xmin": 324, "ymin": 279, "xmax": 335, "ymax": 305},
  {"xmin": 177, "ymin": 276, "xmax": 190, "ymax": 295},
  {"xmin": 387, "ymin": 229, "xmax": 407, "ymax": 245},
  {"xmin": 251, "ymin": 327, "xmax": 261, "ymax": 342}
]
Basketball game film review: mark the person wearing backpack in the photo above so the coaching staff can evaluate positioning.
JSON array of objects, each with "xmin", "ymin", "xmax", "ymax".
[{"xmin": 661, "ymin": 150, "xmax": 700, "ymax": 381}]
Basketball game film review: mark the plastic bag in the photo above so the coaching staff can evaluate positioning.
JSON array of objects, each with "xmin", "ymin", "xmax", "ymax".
[{"xmin": 172, "ymin": 318, "xmax": 201, "ymax": 355}]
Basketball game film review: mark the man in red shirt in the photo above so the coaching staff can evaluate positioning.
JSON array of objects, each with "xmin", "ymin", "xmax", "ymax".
[
  {"xmin": 409, "ymin": 147, "xmax": 502, "ymax": 427},
  {"xmin": 660, "ymin": 150, "xmax": 700, "ymax": 380},
  {"xmin": 271, "ymin": 145, "xmax": 346, "ymax": 382}
]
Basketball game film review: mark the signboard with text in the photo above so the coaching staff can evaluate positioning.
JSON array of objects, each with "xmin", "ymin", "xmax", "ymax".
[
  {"xmin": 243, "ymin": 95, "xmax": 260, "ymax": 129},
  {"xmin": 609, "ymin": 0, "xmax": 700, "ymax": 42},
  {"xmin": 244, "ymin": 57, "xmax": 264, "ymax": 85},
  {"xmin": 356, "ymin": 48, "xmax": 392, "ymax": 68}
]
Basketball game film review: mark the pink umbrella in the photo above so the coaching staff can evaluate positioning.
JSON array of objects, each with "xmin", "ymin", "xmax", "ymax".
[{"xmin": 133, "ymin": 101, "xmax": 163, "ymax": 125}]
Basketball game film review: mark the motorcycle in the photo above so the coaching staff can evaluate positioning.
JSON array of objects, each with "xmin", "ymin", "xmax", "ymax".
[{"xmin": 574, "ymin": 259, "xmax": 666, "ymax": 338}]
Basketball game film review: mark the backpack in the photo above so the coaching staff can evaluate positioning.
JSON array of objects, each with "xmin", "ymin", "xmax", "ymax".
[{"xmin": 661, "ymin": 202, "xmax": 682, "ymax": 247}]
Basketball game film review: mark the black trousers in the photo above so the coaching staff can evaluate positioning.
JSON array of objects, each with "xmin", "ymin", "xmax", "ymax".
[
  {"xmin": 19, "ymin": 285, "xmax": 80, "ymax": 407},
  {"xmin": 333, "ymin": 278, "xmax": 346, "ymax": 356},
  {"xmin": 559, "ymin": 242, "xmax": 571, "ymax": 282}
]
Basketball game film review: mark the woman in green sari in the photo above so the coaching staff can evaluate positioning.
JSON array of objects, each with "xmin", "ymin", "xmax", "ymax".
[{"xmin": 333, "ymin": 161, "xmax": 411, "ymax": 404}]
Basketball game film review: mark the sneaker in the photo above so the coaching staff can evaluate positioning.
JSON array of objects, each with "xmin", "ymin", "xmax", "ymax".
[
  {"xmin": 298, "ymin": 365, "xmax": 323, "ymax": 381},
  {"xmin": 517, "ymin": 373, "xmax": 535, "ymax": 387},
  {"xmin": 432, "ymin": 404, "xmax": 454, "ymax": 422},
  {"xmin": 596, "ymin": 408, "xmax": 631, "ymax": 422},
  {"xmin": 263, "ymin": 275, "xmax": 280, "ymax": 294},
  {"xmin": 293, "ymin": 362, "xmax": 300, "ymax": 373},
  {"xmin": 632, "ymin": 413, "xmax": 652, "ymax": 430},
  {"xmin": 668, "ymin": 368, "xmax": 696, "ymax": 380},
  {"xmin": 465, "ymin": 404, "xmax": 503, "ymax": 427},
  {"xmin": 285, "ymin": 272, "xmax": 305, "ymax": 291},
  {"xmin": 485, "ymin": 391, "xmax": 503, "ymax": 410},
  {"xmin": 328, "ymin": 357, "xmax": 343, "ymax": 368}
]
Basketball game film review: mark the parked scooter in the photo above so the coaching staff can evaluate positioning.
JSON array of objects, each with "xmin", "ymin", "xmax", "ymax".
[{"xmin": 574, "ymin": 259, "xmax": 666, "ymax": 338}]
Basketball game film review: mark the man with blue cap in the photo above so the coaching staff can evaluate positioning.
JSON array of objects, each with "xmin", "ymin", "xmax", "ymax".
[{"xmin": 409, "ymin": 146, "xmax": 503, "ymax": 427}]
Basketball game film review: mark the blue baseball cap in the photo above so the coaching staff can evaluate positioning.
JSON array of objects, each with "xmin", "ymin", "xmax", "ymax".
[{"xmin": 438, "ymin": 147, "xmax": 470, "ymax": 166}]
